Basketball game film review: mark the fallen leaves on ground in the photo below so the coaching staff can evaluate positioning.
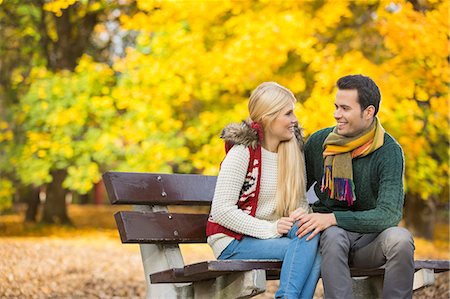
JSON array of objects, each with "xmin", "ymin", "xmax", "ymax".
[{"xmin": 0, "ymin": 204, "xmax": 448, "ymax": 298}]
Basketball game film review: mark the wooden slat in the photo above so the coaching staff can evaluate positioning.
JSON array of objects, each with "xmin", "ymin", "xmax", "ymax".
[
  {"xmin": 414, "ymin": 260, "xmax": 450, "ymax": 273},
  {"xmin": 115, "ymin": 211, "xmax": 209, "ymax": 243},
  {"xmin": 103, "ymin": 172, "xmax": 217, "ymax": 205},
  {"xmin": 149, "ymin": 259, "xmax": 450, "ymax": 284},
  {"xmin": 350, "ymin": 260, "xmax": 450, "ymax": 276},
  {"xmin": 150, "ymin": 260, "xmax": 282, "ymax": 283}
]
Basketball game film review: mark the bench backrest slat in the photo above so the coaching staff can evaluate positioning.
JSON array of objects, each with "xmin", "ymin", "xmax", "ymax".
[
  {"xmin": 103, "ymin": 172, "xmax": 217, "ymax": 205},
  {"xmin": 115, "ymin": 211, "xmax": 209, "ymax": 243}
]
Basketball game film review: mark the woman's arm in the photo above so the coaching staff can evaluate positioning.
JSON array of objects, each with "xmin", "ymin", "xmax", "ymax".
[{"xmin": 210, "ymin": 145, "xmax": 281, "ymax": 239}]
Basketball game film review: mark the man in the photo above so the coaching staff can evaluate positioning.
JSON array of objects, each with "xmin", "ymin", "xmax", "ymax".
[{"xmin": 297, "ymin": 74, "xmax": 415, "ymax": 299}]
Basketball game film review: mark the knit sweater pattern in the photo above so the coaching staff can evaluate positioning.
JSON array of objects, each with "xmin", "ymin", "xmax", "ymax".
[
  {"xmin": 207, "ymin": 145, "xmax": 281, "ymax": 258},
  {"xmin": 305, "ymin": 127, "xmax": 405, "ymax": 233}
]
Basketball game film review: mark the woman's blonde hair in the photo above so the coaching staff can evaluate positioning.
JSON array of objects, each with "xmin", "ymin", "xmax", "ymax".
[{"xmin": 248, "ymin": 82, "xmax": 307, "ymax": 217}]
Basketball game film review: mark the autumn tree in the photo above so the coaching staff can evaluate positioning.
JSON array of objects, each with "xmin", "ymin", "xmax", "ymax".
[
  {"xmin": 1, "ymin": 0, "xmax": 127, "ymax": 222},
  {"xmin": 1, "ymin": 0, "xmax": 447, "ymax": 235}
]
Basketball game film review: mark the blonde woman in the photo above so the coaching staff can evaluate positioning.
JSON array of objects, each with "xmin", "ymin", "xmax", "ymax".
[{"xmin": 206, "ymin": 82, "xmax": 321, "ymax": 298}]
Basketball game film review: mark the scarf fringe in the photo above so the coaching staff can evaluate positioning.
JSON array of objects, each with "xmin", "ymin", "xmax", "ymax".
[{"xmin": 321, "ymin": 166, "xmax": 355, "ymax": 206}]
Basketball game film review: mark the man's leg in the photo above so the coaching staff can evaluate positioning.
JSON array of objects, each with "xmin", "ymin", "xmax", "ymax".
[
  {"xmin": 320, "ymin": 226, "xmax": 353, "ymax": 299},
  {"xmin": 351, "ymin": 227, "xmax": 415, "ymax": 299}
]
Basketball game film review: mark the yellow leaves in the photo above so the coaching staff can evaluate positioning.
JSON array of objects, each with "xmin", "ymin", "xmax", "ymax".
[
  {"xmin": 47, "ymin": 107, "xmax": 82, "ymax": 127},
  {"xmin": 65, "ymin": 162, "xmax": 101, "ymax": 194},
  {"xmin": 0, "ymin": 179, "xmax": 14, "ymax": 211},
  {"xmin": 38, "ymin": 86, "xmax": 46, "ymax": 99},
  {"xmin": 43, "ymin": 0, "xmax": 78, "ymax": 17},
  {"xmin": 0, "ymin": 122, "xmax": 13, "ymax": 143},
  {"xmin": 25, "ymin": 132, "xmax": 75, "ymax": 160},
  {"xmin": 11, "ymin": 70, "xmax": 24, "ymax": 85},
  {"xmin": 279, "ymin": 73, "xmax": 306, "ymax": 95},
  {"xmin": 120, "ymin": 12, "xmax": 150, "ymax": 32},
  {"xmin": 314, "ymin": 0, "xmax": 352, "ymax": 33},
  {"xmin": 4, "ymin": 0, "xmax": 446, "ymax": 205},
  {"xmin": 377, "ymin": 0, "xmax": 448, "ymax": 85},
  {"xmin": 414, "ymin": 236, "xmax": 450, "ymax": 260},
  {"xmin": 27, "ymin": 132, "xmax": 50, "ymax": 149},
  {"xmin": 405, "ymin": 153, "xmax": 446, "ymax": 200},
  {"xmin": 51, "ymin": 85, "xmax": 64, "ymax": 97},
  {"xmin": 91, "ymin": 96, "xmax": 113, "ymax": 111}
]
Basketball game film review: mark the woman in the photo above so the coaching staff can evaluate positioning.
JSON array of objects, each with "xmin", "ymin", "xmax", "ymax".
[{"xmin": 206, "ymin": 82, "xmax": 321, "ymax": 298}]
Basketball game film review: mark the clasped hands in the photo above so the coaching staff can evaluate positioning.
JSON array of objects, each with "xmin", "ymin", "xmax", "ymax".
[{"xmin": 277, "ymin": 208, "xmax": 337, "ymax": 241}]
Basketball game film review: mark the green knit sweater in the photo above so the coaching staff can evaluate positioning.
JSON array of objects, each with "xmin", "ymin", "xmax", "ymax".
[{"xmin": 305, "ymin": 127, "xmax": 405, "ymax": 233}]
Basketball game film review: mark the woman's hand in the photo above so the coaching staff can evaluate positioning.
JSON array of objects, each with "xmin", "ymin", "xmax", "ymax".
[
  {"xmin": 289, "ymin": 207, "xmax": 307, "ymax": 221},
  {"xmin": 277, "ymin": 217, "xmax": 295, "ymax": 235}
]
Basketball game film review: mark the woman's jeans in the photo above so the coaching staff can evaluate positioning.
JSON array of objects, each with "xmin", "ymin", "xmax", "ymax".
[{"xmin": 218, "ymin": 223, "xmax": 321, "ymax": 299}]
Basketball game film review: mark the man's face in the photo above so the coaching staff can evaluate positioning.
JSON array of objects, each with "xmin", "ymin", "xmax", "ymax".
[{"xmin": 334, "ymin": 89, "xmax": 373, "ymax": 137}]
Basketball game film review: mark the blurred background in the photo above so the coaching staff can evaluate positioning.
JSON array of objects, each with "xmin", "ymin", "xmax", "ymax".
[{"xmin": 0, "ymin": 0, "xmax": 448, "ymax": 298}]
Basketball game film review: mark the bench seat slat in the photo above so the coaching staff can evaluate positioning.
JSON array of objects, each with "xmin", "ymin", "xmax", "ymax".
[
  {"xmin": 103, "ymin": 172, "xmax": 216, "ymax": 205},
  {"xmin": 150, "ymin": 260, "xmax": 282, "ymax": 283},
  {"xmin": 149, "ymin": 259, "xmax": 450, "ymax": 283},
  {"xmin": 115, "ymin": 211, "xmax": 209, "ymax": 243},
  {"xmin": 414, "ymin": 260, "xmax": 450, "ymax": 273}
]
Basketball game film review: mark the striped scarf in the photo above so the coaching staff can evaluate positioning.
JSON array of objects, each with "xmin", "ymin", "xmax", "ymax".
[{"xmin": 321, "ymin": 118, "xmax": 385, "ymax": 206}]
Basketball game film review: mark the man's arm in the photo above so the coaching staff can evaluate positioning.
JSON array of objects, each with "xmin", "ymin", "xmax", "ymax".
[
  {"xmin": 298, "ymin": 141, "xmax": 405, "ymax": 239},
  {"xmin": 333, "ymin": 142, "xmax": 405, "ymax": 232}
]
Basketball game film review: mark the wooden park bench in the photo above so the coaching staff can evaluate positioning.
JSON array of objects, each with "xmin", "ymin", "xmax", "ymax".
[{"xmin": 103, "ymin": 171, "xmax": 450, "ymax": 299}]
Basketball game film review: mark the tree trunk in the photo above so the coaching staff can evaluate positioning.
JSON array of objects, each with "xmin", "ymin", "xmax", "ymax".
[
  {"xmin": 76, "ymin": 191, "xmax": 91, "ymax": 205},
  {"xmin": 41, "ymin": 169, "xmax": 71, "ymax": 225},
  {"xmin": 24, "ymin": 186, "xmax": 41, "ymax": 222},
  {"xmin": 94, "ymin": 182, "xmax": 105, "ymax": 205},
  {"xmin": 403, "ymin": 194, "xmax": 436, "ymax": 240}
]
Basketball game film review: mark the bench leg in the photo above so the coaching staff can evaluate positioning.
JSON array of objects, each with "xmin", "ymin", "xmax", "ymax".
[
  {"xmin": 134, "ymin": 205, "xmax": 193, "ymax": 299},
  {"xmin": 351, "ymin": 268, "xmax": 436, "ymax": 298},
  {"xmin": 413, "ymin": 268, "xmax": 435, "ymax": 290},
  {"xmin": 193, "ymin": 270, "xmax": 267, "ymax": 299}
]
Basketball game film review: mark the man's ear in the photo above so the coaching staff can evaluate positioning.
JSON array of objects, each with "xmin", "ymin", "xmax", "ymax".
[{"xmin": 365, "ymin": 105, "xmax": 376, "ymax": 119}]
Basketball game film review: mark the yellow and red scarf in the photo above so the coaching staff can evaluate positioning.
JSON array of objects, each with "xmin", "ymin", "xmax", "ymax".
[{"xmin": 321, "ymin": 118, "xmax": 385, "ymax": 206}]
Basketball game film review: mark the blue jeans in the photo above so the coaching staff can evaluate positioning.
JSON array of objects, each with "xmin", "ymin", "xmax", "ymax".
[{"xmin": 218, "ymin": 223, "xmax": 321, "ymax": 299}]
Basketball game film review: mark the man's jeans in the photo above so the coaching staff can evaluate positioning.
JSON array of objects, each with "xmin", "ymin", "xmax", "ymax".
[
  {"xmin": 320, "ymin": 226, "xmax": 415, "ymax": 299},
  {"xmin": 219, "ymin": 223, "xmax": 321, "ymax": 299}
]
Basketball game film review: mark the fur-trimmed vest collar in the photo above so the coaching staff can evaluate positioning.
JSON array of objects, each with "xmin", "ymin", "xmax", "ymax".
[{"xmin": 220, "ymin": 121, "xmax": 305, "ymax": 151}]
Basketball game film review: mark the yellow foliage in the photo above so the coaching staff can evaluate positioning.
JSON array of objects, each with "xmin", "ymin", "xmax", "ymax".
[
  {"xmin": 43, "ymin": 0, "xmax": 78, "ymax": 17},
  {"xmin": 4, "ymin": 0, "xmax": 447, "ymax": 204},
  {"xmin": 0, "ymin": 179, "xmax": 14, "ymax": 211}
]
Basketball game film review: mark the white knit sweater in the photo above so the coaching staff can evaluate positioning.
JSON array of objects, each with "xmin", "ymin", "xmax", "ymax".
[{"xmin": 207, "ymin": 145, "xmax": 283, "ymax": 258}]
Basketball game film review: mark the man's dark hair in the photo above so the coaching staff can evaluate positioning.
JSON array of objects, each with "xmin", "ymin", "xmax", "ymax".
[{"xmin": 336, "ymin": 74, "xmax": 381, "ymax": 115}]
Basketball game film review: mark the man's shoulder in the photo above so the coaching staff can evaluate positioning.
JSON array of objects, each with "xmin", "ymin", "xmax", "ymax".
[{"xmin": 381, "ymin": 131, "xmax": 404, "ymax": 152}]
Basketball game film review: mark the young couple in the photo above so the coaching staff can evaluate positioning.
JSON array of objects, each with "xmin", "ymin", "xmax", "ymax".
[{"xmin": 206, "ymin": 75, "xmax": 415, "ymax": 299}]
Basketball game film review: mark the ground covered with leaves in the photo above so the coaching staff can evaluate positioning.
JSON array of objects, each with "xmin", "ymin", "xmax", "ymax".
[{"xmin": 0, "ymin": 205, "xmax": 448, "ymax": 298}]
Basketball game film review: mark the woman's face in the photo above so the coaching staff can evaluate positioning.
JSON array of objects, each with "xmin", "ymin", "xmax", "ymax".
[{"xmin": 267, "ymin": 101, "xmax": 298, "ymax": 143}]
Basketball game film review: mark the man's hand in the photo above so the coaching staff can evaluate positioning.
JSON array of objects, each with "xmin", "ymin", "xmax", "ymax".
[
  {"xmin": 289, "ymin": 207, "xmax": 308, "ymax": 221},
  {"xmin": 277, "ymin": 217, "xmax": 295, "ymax": 235},
  {"xmin": 296, "ymin": 213, "xmax": 337, "ymax": 241}
]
